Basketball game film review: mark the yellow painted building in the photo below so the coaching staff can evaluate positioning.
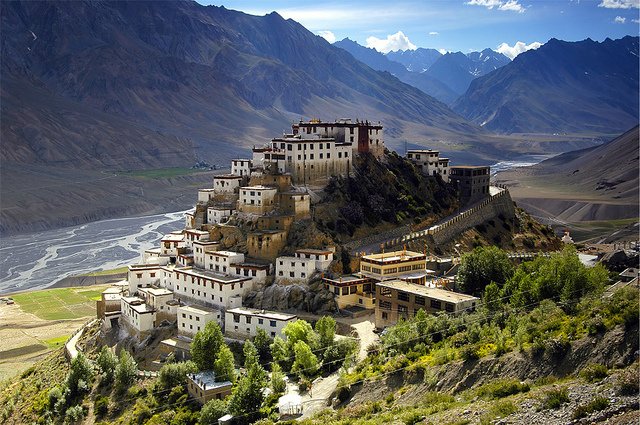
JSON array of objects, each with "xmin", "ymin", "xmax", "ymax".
[{"xmin": 323, "ymin": 274, "xmax": 376, "ymax": 310}]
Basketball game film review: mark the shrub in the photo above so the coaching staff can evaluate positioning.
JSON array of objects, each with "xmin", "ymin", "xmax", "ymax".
[
  {"xmin": 572, "ymin": 396, "xmax": 609, "ymax": 419},
  {"xmin": 541, "ymin": 387, "xmax": 569, "ymax": 410},
  {"xmin": 544, "ymin": 337, "xmax": 570, "ymax": 359},
  {"xmin": 403, "ymin": 411, "xmax": 425, "ymax": 425},
  {"xmin": 460, "ymin": 344, "xmax": 480, "ymax": 362},
  {"xmin": 64, "ymin": 405, "xmax": 85, "ymax": 423},
  {"xmin": 199, "ymin": 399, "xmax": 227, "ymax": 425},
  {"xmin": 580, "ymin": 364, "xmax": 608, "ymax": 383},
  {"xmin": 476, "ymin": 379, "xmax": 530, "ymax": 399},
  {"xmin": 616, "ymin": 365, "xmax": 640, "ymax": 395},
  {"xmin": 94, "ymin": 396, "xmax": 109, "ymax": 418}
]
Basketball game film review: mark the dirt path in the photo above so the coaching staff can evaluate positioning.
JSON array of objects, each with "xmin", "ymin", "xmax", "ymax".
[{"xmin": 336, "ymin": 313, "xmax": 379, "ymax": 361}]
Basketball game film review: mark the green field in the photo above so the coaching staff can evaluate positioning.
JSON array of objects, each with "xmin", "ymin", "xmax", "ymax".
[
  {"xmin": 124, "ymin": 167, "xmax": 211, "ymax": 179},
  {"xmin": 11, "ymin": 286, "xmax": 108, "ymax": 320}
]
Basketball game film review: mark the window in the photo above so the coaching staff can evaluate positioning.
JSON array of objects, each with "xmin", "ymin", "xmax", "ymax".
[
  {"xmin": 233, "ymin": 314, "xmax": 240, "ymax": 323},
  {"xmin": 430, "ymin": 299, "xmax": 441, "ymax": 310},
  {"xmin": 136, "ymin": 273, "xmax": 142, "ymax": 279},
  {"xmin": 350, "ymin": 286, "xmax": 357, "ymax": 294},
  {"xmin": 327, "ymin": 153, "xmax": 330, "ymax": 159},
  {"xmin": 258, "ymin": 318, "xmax": 263, "ymax": 325},
  {"xmin": 363, "ymin": 283, "xmax": 371, "ymax": 292},
  {"xmin": 379, "ymin": 287, "xmax": 392, "ymax": 297},
  {"xmin": 271, "ymin": 332, "xmax": 276, "ymax": 337},
  {"xmin": 415, "ymin": 296, "xmax": 425, "ymax": 306},
  {"xmin": 196, "ymin": 316, "xmax": 200, "ymax": 322},
  {"xmin": 182, "ymin": 313, "xmax": 186, "ymax": 318},
  {"xmin": 342, "ymin": 287, "xmax": 349, "ymax": 295},
  {"xmin": 150, "ymin": 273, "xmax": 155, "ymax": 278},
  {"xmin": 334, "ymin": 287, "xmax": 340, "ymax": 295},
  {"xmin": 246, "ymin": 316, "xmax": 252, "ymax": 324},
  {"xmin": 379, "ymin": 300, "xmax": 391, "ymax": 310},
  {"xmin": 398, "ymin": 305, "xmax": 408, "ymax": 317},
  {"xmin": 398, "ymin": 292, "xmax": 409, "ymax": 302},
  {"xmin": 289, "ymin": 271, "xmax": 294, "ymax": 278},
  {"xmin": 270, "ymin": 320, "xmax": 276, "ymax": 327},
  {"xmin": 445, "ymin": 303, "xmax": 454, "ymax": 313},
  {"xmin": 382, "ymin": 312, "xmax": 388, "ymax": 319}
]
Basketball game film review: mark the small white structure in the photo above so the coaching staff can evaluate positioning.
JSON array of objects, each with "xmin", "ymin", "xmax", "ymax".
[
  {"xmin": 238, "ymin": 185, "xmax": 278, "ymax": 215},
  {"xmin": 406, "ymin": 149, "xmax": 450, "ymax": 182},
  {"xmin": 197, "ymin": 188, "xmax": 217, "ymax": 203},
  {"xmin": 161, "ymin": 231, "xmax": 185, "ymax": 257},
  {"xmin": 121, "ymin": 297, "xmax": 156, "ymax": 334},
  {"xmin": 275, "ymin": 256, "xmax": 316, "ymax": 283},
  {"xmin": 207, "ymin": 206, "xmax": 234, "ymax": 225},
  {"xmin": 164, "ymin": 267, "xmax": 251, "ymax": 309},
  {"xmin": 204, "ymin": 250, "xmax": 245, "ymax": 274},
  {"xmin": 561, "ymin": 231, "xmax": 574, "ymax": 244},
  {"xmin": 225, "ymin": 307, "xmax": 297, "ymax": 339},
  {"xmin": 137, "ymin": 287, "xmax": 176, "ymax": 321},
  {"xmin": 142, "ymin": 248, "xmax": 170, "ymax": 266},
  {"xmin": 193, "ymin": 240, "xmax": 221, "ymax": 269},
  {"xmin": 213, "ymin": 174, "xmax": 243, "ymax": 194},
  {"xmin": 231, "ymin": 159, "xmax": 252, "ymax": 177},
  {"xmin": 184, "ymin": 229, "xmax": 210, "ymax": 250},
  {"xmin": 128, "ymin": 264, "xmax": 162, "ymax": 295},
  {"xmin": 295, "ymin": 248, "xmax": 334, "ymax": 271},
  {"xmin": 177, "ymin": 304, "xmax": 222, "ymax": 336}
]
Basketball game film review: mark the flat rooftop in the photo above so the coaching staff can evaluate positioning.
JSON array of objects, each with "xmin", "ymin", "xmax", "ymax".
[
  {"xmin": 178, "ymin": 304, "xmax": 219, "ymax": 315},
  {"xmin": 227, "ymin": 307, "xmax": 297, "ymax": 321},
  {"xmin": 240, "ymin": 185, "xmax": 277, "ymax": 191},
  {"xmin": 122, "ymin": 297, "xmax": 155, "ymax": 313},
  {"xmin": 214, "ymin": 174, "xmax": 242, "ymax": 179},
  {"xmin": 323, "ymin": 274, "xmax": 372, "ymax": 285},
  {"xmin": 162, "ymin": 234, "xmax": 184, "ymax": 242},
  {"xmin": 139, "ymin": 287, "xmax": 173, "ymax": 297},
  {"xmin": 296, "ymin": 248, "xmax": 333, "ymax": 255},
  {"xmin": 209, "ymin": 250, "xmax": 243, "ymax": 258},
  {"xmin": 188, "ymin": 371, "xmax": 232, "ymax": 391},
  {"xmin": 362, "ymin": 250, "xmax": 425, "ymax": 264},
  {"xmin": 377, "ymin": 280, "xmax": 479, "ymax": 303},
  {"xmin": 129, "ymin": 264, "xmax": 161, "ymax": 270},
  {"xmin": 176, "ymin": 267, "xmax": 251, "ymax": 284}
]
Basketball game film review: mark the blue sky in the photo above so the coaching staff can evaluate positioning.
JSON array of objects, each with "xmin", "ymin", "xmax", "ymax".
[{"xmin": 199, "ymin": 0, "xmax": 639, "ymax": 58}]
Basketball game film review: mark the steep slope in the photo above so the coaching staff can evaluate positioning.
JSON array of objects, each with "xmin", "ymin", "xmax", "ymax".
[
  {"xmin": 333, "ymin": 38, "xmax": 459, "ymax": 104},
  {"xmin": 386, "ymin": 47, "xmax": 442, "ymax": 72},
  {"xmin": 454, "ymin": 37, "xmax": 639, "ymax": 134},
  {"xmin": 1, "ymin": 0, "xmax": 485, "ymax": 170},
  {"xmin": 496, "ymin": 126, "xmax": 639, "ymax": 223},
  {"xmin": 466, "ymin": 48, "xmax": 511, "ymax": 76}
]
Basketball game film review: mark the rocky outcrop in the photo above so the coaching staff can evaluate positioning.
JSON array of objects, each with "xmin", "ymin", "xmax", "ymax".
[
  {"xmin": 600, "ymin": 250, "xmax": 639, "ymax": 272},
  {"xmin": 243, "ymin": 281, "xmax": 338, "ymax": 314}
]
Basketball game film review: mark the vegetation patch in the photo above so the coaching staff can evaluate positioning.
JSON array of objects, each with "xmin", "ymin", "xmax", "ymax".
[
  {"xmin": 540, "ymin": 387, "xmax": 570, "ymax": 409},
  {"xmin": 12, "ymin": 286, "xmax": 107, "ymax": 320},
  {"xmin": 572, "ymin": 396, "xmax": 610, "ymax": 419}
]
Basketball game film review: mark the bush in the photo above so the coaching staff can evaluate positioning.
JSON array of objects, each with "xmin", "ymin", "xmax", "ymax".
[
  {"xmin": 580, "ymin": 364, "xmax": 608, "ymax": 383},
  {"xmin": 616, "ymin": 365, "xmax": 640, "ymax": 395},
  {"xmin": 572, "ymin": 396, "xmax": 609, "ymax": 419},
  {"xmin": 65, "ymin": 405, "xmax": 85, "ymax": 423},
  {"xmin": 403, "ymin": 411, "xmax": 425, "ymax": 425},
  {"xmin": 94, "ymin": 396, "xmax": 109, "ymax": 418},
  {"xmin": 460, "ymin": 344, "xmax": 480, "ymax": 362},
  {"xmin": 200, "ymin": 399, "xmax": 227, "ymax": 425},
  {"xmin": 541, "ymin": 387, "xmax": 569, "ymax": 410},
  {"xmin": 544, "ymin": 337, "xmax": 570, "ymax": 359},
  {"xmin": 476, "ymin": 379, "xmax": 530, "ymax": 399}
]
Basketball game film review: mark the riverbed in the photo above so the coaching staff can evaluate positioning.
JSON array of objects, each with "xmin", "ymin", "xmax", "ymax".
[{"xmin": 0, "ymin": 210, "xmax": 185, "ymax": 294}]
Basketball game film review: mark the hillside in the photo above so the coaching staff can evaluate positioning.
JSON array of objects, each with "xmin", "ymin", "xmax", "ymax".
[
  {"xmin": 496, "ymin": 127, "xmax": 639, "ymax": 229},
  {"xmin": 454, "ymin": 36, "xmax": 640, "ymax": 134}
]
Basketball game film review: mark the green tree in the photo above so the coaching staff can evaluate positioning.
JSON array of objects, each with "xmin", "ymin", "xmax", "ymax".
[
  {"xmin": 291, "ymin": 340, "xmax": 319, "ymax": 378},
  {"xmin": 282, "ymin": 320, "xmax": 316, "ymax": 348},
  {"xmin": 270, "ymin": 336, "xmax": 292, "ymax": 371},
  {"xmin": 228, "ymin": 342, "xmax": 267, "ymax": 422},
  {"xmin": 315, "ymin": 316, "xmax": 336, "ymax": 349},
  {"xmin": 483, "ymin": 281, "xmax": 503, "ymax": 313},
  {"xmin": 457, "ymin": 246, "xmax": 513, "ymax": 296},
  {"xmin": 321, "ymin": 338, "xmax": 358, "ymax": 373},
  {"xmin": 253, "ymin": 329, "xmax": 273, "ymax": 365},
  {"xmin": 270, "ymin": 363, "xmax": 286, "ymax": 394},
  {"xmin": 115, "ymin": 349, "xmax": 137, "ymax": 394},
  {"xmin": 199, "ymin": 399, "xmax": 227, "ymax": 425},
  {"xmin": 214, "ymin": 345, "xmax": 236, "ymax": 384},
  {"xmin": 191, "ymin": 322, "xmax": 224, "ymax": 371},
  {"xmin": 156, "ymin": 361, "xmax": 197, "ymax": 393},
  {"xmin": 66, "ymin": 352, "xmax": 94, "ymax": 399},
  {"xmin": 97, "ymin": 346, "xmax": 117, "ymax": 383}
]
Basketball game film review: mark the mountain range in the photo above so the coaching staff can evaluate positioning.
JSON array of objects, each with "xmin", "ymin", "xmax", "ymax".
[
  {"xmin": 454, "ymin": 36, "xmax": 639, "ymax": 134},
  {"xmin": 334, "ymin": 39, "xmax": 510, "ymax": 104}
]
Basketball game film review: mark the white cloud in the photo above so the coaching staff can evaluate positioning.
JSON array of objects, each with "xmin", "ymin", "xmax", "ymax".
[
  {"xmin": 614, "ymin": 15, "xmax": 627, "ymax": 23},
  {"xmin": 438, "ymin": 48, "xmax": 449, "ymax": 55},
  {"xmin": 317, "ymin": 30, "xmax": 336, "ymax": 43},
  {"xmin": 465, "ymin": 0, "xmax": 526, "ymax": 13},
  {"xmin": 496, "ymin": 41, "xmax": 542, "ymax": 59},
  {"xmin": 633, "ymin": 18, "xmax": 640, "ymax": 22},
  {"xmin": 429, "ymin": 31, "xmax": 440, "ymax": 35},
  {"xmin": 598, "ymin": 0, "xmax": 639, "ymax": 9},
  {"xmin": 366, "ymin": 31, "xmax": 417, "ymax": 53}
]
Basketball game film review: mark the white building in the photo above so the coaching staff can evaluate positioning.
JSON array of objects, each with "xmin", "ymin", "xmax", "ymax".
[
  {"xmin": 137, "ymin": 286, "xmax": 176, "ymax": 320},
  {"xmin": 198, "ymin": 189, "xmax": 217, "ymax": 203},
  {"xmin": 230, "ymin": 262, "xmax": 270, "ymax": 286},
  {"xmin": 193, "ymin": 240, "xmax": 221, "ymax": 269},
  {"xmin": 204, "ymin": 250, "xmax": 245, "ymax": 275},
  {"xmin": 231, "ymin": 159, "xmax": 252, "ymax": 177},
  {"xmin": 406, "ymin": 149, "xmax": 450, "ymax": 182},
  {"xmin": 213, "ymin": 174, "xmax": 243, "ymax": 194},
  {"xmin": 128, "ymin": 264, "xmax": 162, "ymax": 295},
  {"xmin": 121, "ymin": 297, "xmax": 156, "ymax": 334},
  {"xmin": 142, "ymin": 248, "xmax": 170, "ymax": 266},
  {"xmin": 225, "ymin": 307, "xmax": 297, "ymax": 339},
  {"xmin": 275, "ymin": 255, "xmax": 316, "ymax": 284},
  {"xmin": 177, "ymin": 305, "xmax": 222, "ymax": 337},
  {"xmin": 295, "ymin": 248, "xmax": 334, "ymax": 271},
  {"xmin": 207, "ymin": 206, "xmax": 234, "ymax": 225},
  {"xmin": 161, "ymin": 231, "xmax": 185, "ymax": 258},
  {"xmin": 237, "ymin": 185, "xmax": 278, "ymax": 215},
  {"xmin": 163, "ymin": 267, "xmax": 251, "ymax": 310}
]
